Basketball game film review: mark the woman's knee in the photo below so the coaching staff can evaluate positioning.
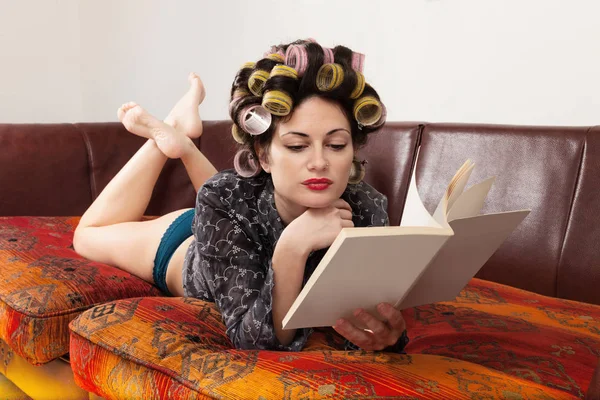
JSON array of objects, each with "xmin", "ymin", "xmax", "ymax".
[{"xmin": 72, "ymin": 226, "xmax": 91, "ymax": 260}]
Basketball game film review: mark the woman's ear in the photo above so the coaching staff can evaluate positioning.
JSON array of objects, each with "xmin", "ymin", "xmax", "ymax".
[{"xmin": 254, "ymin": 143, "xmax": 271, "ymax": 173}]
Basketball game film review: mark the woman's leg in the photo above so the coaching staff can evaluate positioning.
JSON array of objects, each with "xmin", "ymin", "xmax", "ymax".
[
  {"xmin": 73, "ymin": 74, "xmax": 216, "ymax": 286},
  {"xmin": 164, "ymin": 72, "xmax": 217, "ymax": 192}
]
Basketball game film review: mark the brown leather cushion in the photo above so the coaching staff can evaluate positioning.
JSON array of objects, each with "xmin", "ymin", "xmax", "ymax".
[
  {"xmin": 416, "ymin": 123, "xmax": 588, "ymax": 299},
  {"xmin": 198, "ymin": 121, "xmax": 239, "ymax": 172},
  {"xmin": 0, "ymin": 124, "xmax": 92, "ymax": 216},
  {"xmin": 357, "ymin": 123, "xmax": 421, "ymax": 226},
  {"xmin": 558, "ymin": 126, "xmax": 600, "ymax": 305},
  {"xmin": 75, "ymin": 123, "xmax": 198, "ymax": 216}
]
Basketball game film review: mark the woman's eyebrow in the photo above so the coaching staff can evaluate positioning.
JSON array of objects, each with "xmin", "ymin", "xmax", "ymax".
[{"xmin": 281, "ymin": 128, "xmax": 351, "ymax": 137}]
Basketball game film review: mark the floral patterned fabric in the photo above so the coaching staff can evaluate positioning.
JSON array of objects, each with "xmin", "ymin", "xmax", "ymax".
[
  {"xmin": 0, "ymin": 216, "xmax": 161, "ymax": 365},
  {"xmin": 183, "ymin": 170, "xmax": 389, "ymax": 351}
]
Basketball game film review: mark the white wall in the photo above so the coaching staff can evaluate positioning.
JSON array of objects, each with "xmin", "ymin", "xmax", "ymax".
[
  {"xmin": 1, "ymin": 0, "xmax": 599, "ymax": 126},
  {"xmin": 0, "ymin": 0, "xmax": 82, "ymax": 122}
]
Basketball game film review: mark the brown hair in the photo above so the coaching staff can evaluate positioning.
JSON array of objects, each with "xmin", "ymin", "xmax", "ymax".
[{"xmin": 229, "ymin": 39, "xmax": 385, "ymax": 177}]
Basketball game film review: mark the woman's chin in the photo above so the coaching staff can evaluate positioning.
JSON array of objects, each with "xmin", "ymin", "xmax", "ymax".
[{"xmin": 298, "ymin": 193, "xmax": 342, "ymax": 209}]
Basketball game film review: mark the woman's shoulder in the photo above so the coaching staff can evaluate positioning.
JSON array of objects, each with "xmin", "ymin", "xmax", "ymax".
[
  {"xmin": 344, "ymin": 180, "xmax": 388, "ymax": 206},
  {"xmin": 343, "ymin": 181, "xmax": 389, "ymax": 227},
  {"xmin": 197, "ymin": 169, "xmax": 270, "ymax": 208}
]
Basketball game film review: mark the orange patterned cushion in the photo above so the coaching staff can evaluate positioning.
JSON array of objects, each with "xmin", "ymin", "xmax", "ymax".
[
  {"xmin": 405, "ymin": 278, "xmax": 600, "ymax": 398},
  {"xmin": 0, "ymin": 217, "xmax": 162, "ymax": 365},
  {"xmin": 69, "ymin": 296, "xmax": 578, "ymax": 399}
]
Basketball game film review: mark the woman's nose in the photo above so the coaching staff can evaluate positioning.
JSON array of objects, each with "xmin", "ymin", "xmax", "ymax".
[{"xmin": 307, "ymin": 150, "xmax": 328, "ymax": 171}]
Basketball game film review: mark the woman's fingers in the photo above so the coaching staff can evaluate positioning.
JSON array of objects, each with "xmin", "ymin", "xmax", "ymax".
[
  {"xmin": 332, "ymin": 198, "xmax": 352, "ymax": 212},
  {"xmin": 342, "ymin": 219, "xmax": 355, "ymax": 228},
  {"xmin": 338, "ymin": 209, "xmax": 353, "ymax": 221},
  {"xmin": 354, "ymin": 309, "xmax": 388, "ymax": 337},
  {"xmin": 377, "ymin": 303, "xmax": 406, "ymax": 334},
  {"xmin": 333, "ymin": 318, "xmax": 376, "ymax": 349}
]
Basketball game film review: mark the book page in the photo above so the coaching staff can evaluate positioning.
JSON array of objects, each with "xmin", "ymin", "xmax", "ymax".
[
  {"xmin": 282, "ymin": 226, "xmax": 453, "ymax": 330},
  {"xmin": 446, "ymin": 160, "xmax": 471, "ymax": 200},
  {"xmin": 400, "ymin": 167, "xmax": 442, "ymax": 228},
  {"xmin": 397, "ymin": 209, "xmax": 530, "ymax": 310},
  {"xmin": 447, "ymin": 177, "xmax": 495, "ymax": 222},
  {"xmin": 447, "ymin": 161, "xmax": 475, "ymax": 212},
  {"xmin": 433, "ymin": 161, "xmax": 475, "ymax": 227}
]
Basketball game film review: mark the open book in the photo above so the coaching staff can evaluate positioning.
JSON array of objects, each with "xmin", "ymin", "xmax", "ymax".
[{"xmin": 282, "ymin": 156, "xmax": 530, "ymax": 330}]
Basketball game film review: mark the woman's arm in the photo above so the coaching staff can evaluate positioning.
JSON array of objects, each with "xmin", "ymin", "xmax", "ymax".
[
  {"xmin": 270, "ymin": 231, "xmax": 310, "ymax": 345},
  {"xmin": 269, "ymin": 198, "xmax": 356, "ymax": 345}
]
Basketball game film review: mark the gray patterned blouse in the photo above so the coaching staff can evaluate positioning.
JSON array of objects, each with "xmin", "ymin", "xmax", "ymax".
[{"xmin": 182, "ymin": 169, "xmax": 389, "ymax": 351}]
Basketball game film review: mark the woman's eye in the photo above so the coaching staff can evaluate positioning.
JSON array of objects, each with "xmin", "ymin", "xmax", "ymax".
[
  {"xmin": 329, "ymin": 144, "xmax": 347, "ymax": 151},
  {"xmin": 286, "ymin": 145, "xmax": 306, "ymax": 152}
]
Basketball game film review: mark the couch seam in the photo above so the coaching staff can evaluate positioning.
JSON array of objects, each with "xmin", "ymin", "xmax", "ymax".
[
  {"xmin": 554, "ymin": 126, "xmax": 591, "ymax": 298},
  {"xmin": 69, "ymin": 329, "xmax": 219, "ymax": 398},
  {"xmin": 74, "ymin": 123, "xmax": 97, "ymax": 201},
  {"xmin": 0, "ymin": 296, "xmax": 157, "ymax": 319}
]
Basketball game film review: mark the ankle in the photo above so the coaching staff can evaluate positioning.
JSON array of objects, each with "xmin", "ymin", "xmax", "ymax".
[
  {"xmin": 145, "ymin": 138, "xmax": 169, "ymax": 157},
  {"xmin": 180, "ymin": 138, "xmax": 199, "ymax": 161}
]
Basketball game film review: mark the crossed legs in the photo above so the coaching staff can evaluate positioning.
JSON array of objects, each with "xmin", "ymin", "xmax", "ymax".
[{"xmin": 73, "ymin": 73, "xmax": 216, "ymax": 296}]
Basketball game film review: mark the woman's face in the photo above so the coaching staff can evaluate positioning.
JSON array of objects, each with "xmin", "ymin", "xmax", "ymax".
[{"xmin": 258, "ymin": 96, "xmax": 354, "ymax": 222}]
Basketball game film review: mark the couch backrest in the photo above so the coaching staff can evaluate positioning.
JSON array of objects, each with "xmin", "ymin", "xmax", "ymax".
[
  {"xmin": 1, "ymin": 124, "xmax": 93, "ymax": 216},
  {"xmin": 1, "ymin": 121, "xmax": 599, "ymax": 305},
  {"xmin": 557, "ymin": 125, "xmax": 600, "ymax": 304},
  {"xmin": 0, "ymin": 123, "xmax": 198, "ymax": 216},
  {"xmin": 415, "ymin": 124, "xmax": 594, "ymax": 303}
]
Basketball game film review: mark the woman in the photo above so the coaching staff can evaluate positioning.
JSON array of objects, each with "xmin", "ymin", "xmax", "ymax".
[{"xmin": 73, "ymin": 39, "xmax": 408, "ymax": 353}]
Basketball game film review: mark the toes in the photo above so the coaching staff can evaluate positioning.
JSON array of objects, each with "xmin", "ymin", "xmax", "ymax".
[
  {"xmin": 120, "ymin": 105, "xmax": 143, "ymax": 127},
  {"xmin": 118, "ymin": 102, "xmax": 138, "ymax": 119},
  {"xmin": 123, "ymin": 101, "xmax": 138, "ymax": 110},
  {"xmin": 126, "ymin": 105, "xmax": 144, "ymax": 123},
  {"xmin": 189, "ymin": 73, "xmax": 203, "ymax": 88}
]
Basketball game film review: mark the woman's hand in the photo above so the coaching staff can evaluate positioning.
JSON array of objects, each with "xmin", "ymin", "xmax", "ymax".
[
  {"xmin": 333, "ymin": 303, "xmax": 407, "ymax": 351},
  {"xmin": 284, "ymin": 199, "xmax": 354, "ymax": 255}
]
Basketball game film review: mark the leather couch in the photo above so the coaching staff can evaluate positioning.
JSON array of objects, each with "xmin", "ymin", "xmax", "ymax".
[{"xmin": 0, "ymin": 121, "xmax": 598, "ymax": 399}]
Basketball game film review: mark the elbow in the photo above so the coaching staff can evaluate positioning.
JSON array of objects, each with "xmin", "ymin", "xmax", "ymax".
[
  {"xmin": 275, "ymin": 329, "xmax": 295, "ymax": 347},
  {"xmin": 228, "ymin": 323, "xmax": 289, "ymax": 351}
]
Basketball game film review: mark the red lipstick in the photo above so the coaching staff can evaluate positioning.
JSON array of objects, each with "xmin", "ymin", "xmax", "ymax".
[{"xmin": 303, "ymin": 178, "xmax": 332, "ymax": 191}]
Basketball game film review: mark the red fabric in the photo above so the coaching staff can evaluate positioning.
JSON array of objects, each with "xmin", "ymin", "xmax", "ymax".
[
  {"xmin": 1, "ymin": 216, "xmax": 597, "ymax": 398},
  {"xmin": 405, "ymin": 278, "xmax": 600, "ymax": 398},
  {"xmin": 0, "ymin": 216, "xmax": 161, "ymax": 364},
  {"xmin": 70, "ymin": 297, "xmax": 578, "ymax": 399}
]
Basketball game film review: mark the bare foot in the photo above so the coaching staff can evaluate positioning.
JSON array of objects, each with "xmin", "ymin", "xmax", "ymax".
[
  {"xmin": 117, "ymin": 102, "xmax": 194, "ymax": 159},
  {"xmin": 164, "ymin": 72, "xmax": 205, "ymax": 139}
]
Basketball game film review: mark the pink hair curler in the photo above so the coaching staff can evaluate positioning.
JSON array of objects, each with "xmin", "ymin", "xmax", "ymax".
[
  {"xmin": 323, "ymin": 47, "xmax": 334, "ymax": 64},
  {"xmin": 234, "ymin": 148, "xmax": 261, "ymax": 178},
  {"xmin": 238, "ymin": 105, "xmax": 272, "ymax": 136},
  {"xmin": 351, "ymin": 52, "xmax": 365, "ymax": 73},
  {"xmin": 285, "ymin": 45, "xmax": 308, "ymax": 77}
]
